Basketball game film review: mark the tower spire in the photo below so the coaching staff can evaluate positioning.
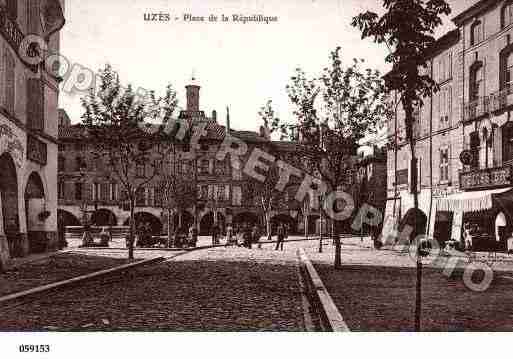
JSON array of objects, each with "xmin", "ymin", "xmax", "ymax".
[{"xmin": 226, "ymin": 106, "xmax": 231, "ymax": 133}]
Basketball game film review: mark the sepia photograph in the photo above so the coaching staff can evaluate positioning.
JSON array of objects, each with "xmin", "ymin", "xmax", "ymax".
[{"xmin": 1, "ymin": 0, "xmax": 513, "ymax": 357}]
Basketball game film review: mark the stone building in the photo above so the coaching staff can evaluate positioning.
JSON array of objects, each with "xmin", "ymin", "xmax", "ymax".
[
  {"xmin": 58, "ymin": 79, "xmax": 317, "ymax": 237},
  {"xmin": 384, "ymin": 0, "xmax": 513, "ymax": 251},
  {"xmin": 0, "ymin": 0, "xmax": 65, "ymax": 268}
]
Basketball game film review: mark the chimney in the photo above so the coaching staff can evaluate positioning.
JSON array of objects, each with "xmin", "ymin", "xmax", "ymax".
[
  {"xmin": 185, "ymin": 77, "xmax": 200, "ymax": 112},
  {"xmin": 226, "ymin": 106, "xmax": 231, "ymax": 133}
]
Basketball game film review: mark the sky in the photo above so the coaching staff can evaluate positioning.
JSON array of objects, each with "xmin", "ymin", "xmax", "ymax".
[{"xmin": 59, "ymin": 0, "xmax": 478, "ymax": 134}]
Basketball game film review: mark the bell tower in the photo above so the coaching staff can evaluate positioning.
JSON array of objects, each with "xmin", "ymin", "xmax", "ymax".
[{"xmin": 185, "ymin": 77, "xmax": 200, "ymax": 112}]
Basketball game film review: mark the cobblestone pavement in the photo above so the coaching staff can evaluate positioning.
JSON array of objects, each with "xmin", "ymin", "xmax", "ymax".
[
  {"xmin": 0, "ymin": 247, "xmax": 305, "ymax": 331},
  {"xmin": 264, "ymin": 237, "xmax": 513, "ymax": 331},
  {"xmin": 0, "ymin": 252, "xmax": 131, "ymax": 297}
]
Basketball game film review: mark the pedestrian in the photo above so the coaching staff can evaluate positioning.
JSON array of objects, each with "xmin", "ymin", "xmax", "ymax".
[
  {"xmin": 243, "ymin": 224, "xmax": 252, "ymax": 249},
  {"xmin": 212, "ymin": 223, "xmax": 220, "ymax": 246},
  {"xmin": 226, "ymin": 224, "xmax": 235, "ymax": 247},
  {"xmin": 275, "ymin": 223, "xmax": 285, "ymax": 251},
  {"xmin": 252, "ymin": 224, "xmax": 261, "ymax": 248}
]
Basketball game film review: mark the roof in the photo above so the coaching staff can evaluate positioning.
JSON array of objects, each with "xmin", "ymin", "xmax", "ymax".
[
  {"xmin": 452, "ymin": 0, "xmax": 499, "ymax": 26},
  {"xmin": 231, "ymin": 130, "xmax": 269, "ymax": 143}
]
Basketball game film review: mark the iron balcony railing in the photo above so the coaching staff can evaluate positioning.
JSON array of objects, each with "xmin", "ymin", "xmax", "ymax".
[{"xmin": 463, "ymin": 96, "xmax": 489, "ymax": 122}]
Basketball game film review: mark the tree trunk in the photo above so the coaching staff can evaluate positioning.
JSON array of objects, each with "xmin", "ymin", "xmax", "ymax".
[
  {"xmin": 167, "ymin": 208, "xmax": 173, "ymax": 247},
  {"xmin": 266, "ymin": 212, "xmax": 272, "ymax": 241},
  {"xmin": 405, "ymin": 98, "xmax": 421, "ymax": 332},
  {"xmin": 128, "ymin": 198, "xmax": 135, "ymax": 260},
  {"xmin": 334, "ymin": 221, "xmax": 341, "ymax": 269}
]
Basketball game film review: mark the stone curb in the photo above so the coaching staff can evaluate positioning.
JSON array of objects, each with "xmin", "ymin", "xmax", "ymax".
[
  {"xmin": 298, "ymin": 248, "xmax": 350, "ymax": 332},
  {"xmin": 0, "ymin": 256, "xmax": 166, "ymax": 305}
]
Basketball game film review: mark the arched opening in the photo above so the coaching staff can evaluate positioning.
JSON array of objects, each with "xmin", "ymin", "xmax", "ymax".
[
  {"xmin": 25, "ymin": 172, "xmax": 46, "ymax": 254},
  {"xmin": 57, "ymin": 209, "xmax": 81, "ymax": 248},
  {"xmin": 91, "ymin": 209, "xmax": 117, "ymax": 227},
  {"xmin": 398, "ymin": 208, "xmax": 428, "ymax": 244},
  {"xmin": 232, "ymin": 211, "xmax": 259, "ymax": 228},
  {"xmin": 307, "ymin": 215, "xmax": 320, "ymax": 235},
  {"xmin": 123, "ymin": 212, "xmax": 162, "ymax": 236},
  {"xmin": 271, "ymin": 214, "xmax": 297, "ymax": 235},
  {"xmin": 172, "ymin": 211, "xmax": 194, "ymax": 231},
  {"xmin": 200, "ymin": 212, "xmax": 226, "ymax": 236},
  {"xmin": 0, "ymin": 153, "xmax": 20, "ymax": 258}
]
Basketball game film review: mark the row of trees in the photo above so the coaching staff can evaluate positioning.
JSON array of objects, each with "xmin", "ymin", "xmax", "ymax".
[{"xmin": 82, "ymin": 0, "xmax": 451, "ymax": 331}]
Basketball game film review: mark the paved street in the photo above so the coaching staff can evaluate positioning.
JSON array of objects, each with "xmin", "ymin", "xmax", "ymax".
[
  {"xmin": 0, "ymin": 247, "xmax": 306, "ymax": 331},
  {"xmin": 265, "ymin": 238, "xmax": 513, "ymax": 331}
]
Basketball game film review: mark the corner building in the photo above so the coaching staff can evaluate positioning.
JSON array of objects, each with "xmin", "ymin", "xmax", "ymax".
[
  {"xmin": 385, "ymin": 0, "xmax": 513, "ymax": 251},
  {"xmin": 0, "ymin": 0, "xmax": 65, "ymax": 267}
]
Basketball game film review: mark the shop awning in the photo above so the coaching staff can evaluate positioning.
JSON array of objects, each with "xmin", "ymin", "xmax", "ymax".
[{"xmin": 435, "ymin": 188, "xmax": 512, "ymax": 213}]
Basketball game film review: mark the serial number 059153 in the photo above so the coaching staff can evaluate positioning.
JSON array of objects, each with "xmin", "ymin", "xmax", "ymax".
[{"xmin": 19, "ymin": 345, "xmax": 50, "ymax": 353}]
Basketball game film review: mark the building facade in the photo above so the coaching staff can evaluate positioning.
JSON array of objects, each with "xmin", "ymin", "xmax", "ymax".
[
  {"xmin": 384, "ymin": 0, "xmax": 513, "ymax": 251},
  {"xmin": 0, "ymin": 0, "xmax": 65, "ymax": 268},
  {"xmin": 58, "ymin": 80, "xmax": 318, "ymax": 237}
]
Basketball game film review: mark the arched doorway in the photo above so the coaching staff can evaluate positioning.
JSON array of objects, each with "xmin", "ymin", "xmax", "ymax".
[
  {"xmin": 91, "ymin": 209, "xmax": 117, "ymax": 227},
  {"xmin": 307, "ymin": 215, "xmax": 320, "ymax": 235},
  {"xmin": 123, "ymin": 212, "xmax": 162, "ymax": 235},
  {"xmin": 200, "ymin": 212, "xmax": 226, "ymax": 235},
  {"xmin": 172, "ymin": 211, "xmax": 194, "ymax": 231},
  {"xmin": 399, "ymin": 208, "xmax": 428, "ymax": 244},
  {"xmin": 232, "ymin": 211, "xmax": 259, "ymax": 228},
  {"xmin": 25, "ymin": 172, "xmax": 46, "ymax": 254},
  {"xmin": 0, "ymin": 153, "xmax": 20, "ymax": 258},
  {"xmin": 57, "ymin": 209, "xmax": 81, "ymax": 249},
  {"xmin": 271, "ymin": 214, "xmax": 297, "ymax": 235}
]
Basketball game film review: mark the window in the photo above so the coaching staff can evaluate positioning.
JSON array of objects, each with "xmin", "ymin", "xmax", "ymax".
[
  {"xmin": 440, "ymin": 148, "xmax": 449, "ymax": 182},
  {"xmin": 110, "ymin": 183, "xmax": 118, "ymax": 201},
  {"xmin": 154, "ymin": 187, "xmax": 162, "ymax": 207},
  {"xmin": 100, "ymin": 183, "xmax": 109, "ymax": 201},
  {"xmin": 502, "ymin": 122, "xmax": 513, "ymax": 163},
  {"xmin": 6, "ymin": 0, "xmax": 17, "ymax": 20},
  {"xmin": 153, "ymin": 159, "xmax": 162, "ymax": 175},
  {"xmin": 75, "ymin": 183, "xmax": 83, "ymax": 201},
  {"xmin": 500, "ymin": 47, "xmax": 513, "ymax": 91},
  {"xmin": 58, "ymin": 156, "xmax": 65, "ymax": 172},
  {"xmin": 200, "ymin": 143, "xmax": 209, "ymax": 151},
  {"xmin": 470, "ymin": 20, "xmax": 483, "ymax": 46},
  {"xmin": 28, "ymin": 0, "xmax": 41, "ymax": 34},
  {"xmin": 199, "ymin": 159, "xmax": 210, "ymax": 174},
  {"xmin": 470, "ymin": 131, "xmax": 480, "ymax": 169},
  {"xmin": 75, "ymin": 157, "xmax": 85, "ymax": 171},
  {"xmin": 502, "ymin": 2, "xmax": 513, "ymax": 29},
  {"xmin": 215, "ymin": 160, "xmax": 228, "ymax": 175},
  {"xmin": 396, "ymin": 169, "xmax": 408, "ymax": 186},
  {"xmin": 199, "ymin": 185, "xmax": 209, "ymax": 199},
  {"xmin": 136, "ymin": 188, "xmax": 146, "ymax": 207},
  {"xmin": 58, "ymin": 181, "xmax": 65, "ymax": 200},
  {"xmin": 3, "ymin": 50, "xmax": 15, "ymax": 115},
  {"xmin": 439, "ymin": 86, "xmax": 452, "ymax": 128},
  {"xmin": 470, "ymin": 63, "xmax": 484, "ymax": 101},
  {"xmin": 27, "ymin": 79, "xmax": 44, "ymax": 131},
  {"xmin": 216, "ymin": 185, "xmax": 225, "ymax": 201},
  {"xmin": 136, "ymin": 163, "xmax": 146, "ymax": 178},
  {"xmin": 438, "ymin": 52, "xmax": 453, "ymax": 83}
]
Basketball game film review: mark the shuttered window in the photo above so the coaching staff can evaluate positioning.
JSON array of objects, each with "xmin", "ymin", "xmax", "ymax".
[
  {"xmin": 6, "ymin": 0, "xmax": 18, "ymax": 20},
  {"xmin": 27, "ymin": 78, "xmax": 44, "ymax": 131},
  {"xmin": 28, "ymin": 0, "xmax": 41, "ymax": 34}
]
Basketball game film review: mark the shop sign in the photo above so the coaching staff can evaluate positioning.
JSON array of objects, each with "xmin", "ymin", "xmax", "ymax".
[
  {"xmin": 460, "ymin": 166, "xmax": 511, "ymax": 190},
  {"xmin": 27, "ymin": 135, "xmax": 47, "ymax": 166}
]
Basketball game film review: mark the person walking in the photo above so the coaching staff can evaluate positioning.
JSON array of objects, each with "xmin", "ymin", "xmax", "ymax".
[
  {"xmin": 275, "ymin": 223, "xmax": 285, "ymax": 251},
  {"xmin": 252, "ymin": 224, "xmax": 261, "ymax": 248},
  {"xmin": 212, "ymin": 223, "xmax": 220, "ymax": 246},
  {"xmin": 243, "ymin": 224, "xmax": 253, "ymax": 249},
  {"xmin": 226, "ymin": 224, "xmax": 235, "ymax": 247}
]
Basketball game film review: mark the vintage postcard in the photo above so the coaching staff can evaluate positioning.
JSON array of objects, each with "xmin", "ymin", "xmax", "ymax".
[{"xmin": 0, "ymin": 0, "xmax": 511, "ymax": 357}]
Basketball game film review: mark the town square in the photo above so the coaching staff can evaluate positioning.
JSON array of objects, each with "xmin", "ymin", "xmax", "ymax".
[{"xmin": 3, "ymin": 1, "xmax": 513, "ymax": 354}]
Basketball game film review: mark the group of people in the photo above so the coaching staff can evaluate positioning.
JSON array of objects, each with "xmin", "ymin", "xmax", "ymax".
[{"xmin": 223, "ymin": 222, "xmax": 289, "ymax": 250}]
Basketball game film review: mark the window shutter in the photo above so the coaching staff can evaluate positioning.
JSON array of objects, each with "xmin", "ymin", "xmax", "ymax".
[
  {"xmin": 6, "ymin": 0, "xmax": 18, "ymax": 20},
  {"xmin": 28, "ymin": 0, "xmax": 40, "ymax": 34},
  {"xmin": 494, "ymin": 125, "xmax": 502, "ymax": 166},
  {"xmin": 27, "ymin": 78, "xmax": 44, "ymax": 131}
]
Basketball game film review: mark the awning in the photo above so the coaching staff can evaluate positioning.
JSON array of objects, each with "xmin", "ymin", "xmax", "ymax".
[{"xmin": 435, "ymin": 188, "xmax": 512, "ymax": 213}]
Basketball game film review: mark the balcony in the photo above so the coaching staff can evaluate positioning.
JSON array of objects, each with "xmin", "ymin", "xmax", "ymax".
[
  {"xmin": 463, "ymin": 96, "xmax": 489, "ymax": 123},
  {"xmin": 459, "ymin": 166, "xmax": 511, "ymax": 191},
  {"xmin": 488, "ymin": 85, "xmax": 513, "ymax": 113}
]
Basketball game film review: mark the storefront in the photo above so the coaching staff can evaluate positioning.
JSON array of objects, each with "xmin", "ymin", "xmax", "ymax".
[{"xmin": 434, "ymin": 187, "xmax": 513, "ymax": 251}]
